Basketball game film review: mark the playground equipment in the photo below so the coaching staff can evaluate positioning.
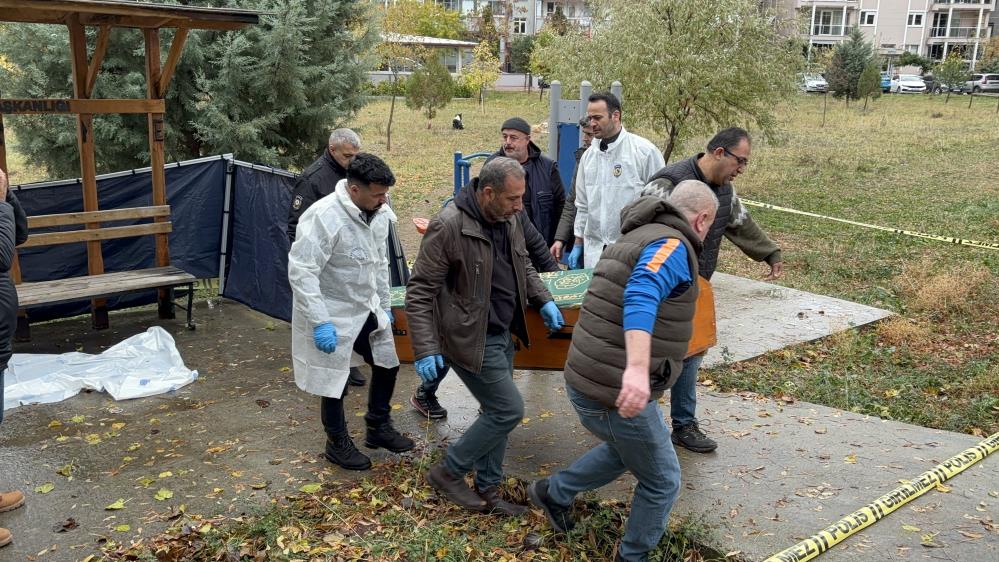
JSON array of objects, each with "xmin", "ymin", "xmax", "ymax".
[{"xmin": 452, "ymin": 80, "xmax": 623, "ymax": 195}]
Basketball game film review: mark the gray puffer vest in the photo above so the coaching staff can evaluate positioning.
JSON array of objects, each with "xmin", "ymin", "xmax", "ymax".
[{"xmin": 563, "ymin": 196, "xmax": 702, "ymax": 408}]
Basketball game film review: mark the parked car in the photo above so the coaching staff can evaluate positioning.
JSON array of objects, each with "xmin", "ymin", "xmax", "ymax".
[
  {"xmin": 922, "ymin": 74, "xmax": 962, "ymax": 94},
  {"xmin": 798, "ymin": 73, "xmax": 828, "ymax": 93},
  {"xmin": 890, "ymin": 74, "xmax": 926, "ymax": 94},
  {"xmin": 963, "ymin": 73, "xmax": 999, "ymax": 93},
  {"xmin": 880, "ymin": 71, "xmax": 892, "ymax": 92}
]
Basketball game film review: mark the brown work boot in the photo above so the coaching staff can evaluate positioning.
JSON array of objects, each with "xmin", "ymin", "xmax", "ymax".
[
  {"xmin": 0, "ymin": 527, "xmax": 11, "ymax": 548},
  {"xmin": 425, "ymin": 463, "xmax": 487, "ymax": 512},
  {"xmin": 476, "ymin": 485, "xmax": 528, "ymax": 516},
  {"xmin": 0, "ymin": 491, "xmax": 24, "ymax": 513}
]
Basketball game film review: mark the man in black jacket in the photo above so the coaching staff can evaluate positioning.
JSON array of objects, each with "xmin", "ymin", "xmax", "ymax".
[
  {"xmin": 287, "ymin": 128, "xmax": 367, "ymax": 387},
  {"xmin": 485, "ymin": 117, "xmax": 565, "ymax": 246},
  {"xmin": 287, "ymin": 128, "xmax": 361, "ymax": 242},
  {"xmin": 0, "ymin": 167, "xmax": 29, "ymax": 549},
  {"xmin": 647, "ymin": 127, "xmax": 783, "ymax": 455}
]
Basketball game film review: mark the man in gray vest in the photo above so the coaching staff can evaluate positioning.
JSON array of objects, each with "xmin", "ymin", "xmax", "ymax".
[
  {"xmin": 528, "ymin": 181, "xmax": 718, "ymax": 562},
  {"xmin": 648, "ymin": 127, "xmax": 783, "ymax": 454}
]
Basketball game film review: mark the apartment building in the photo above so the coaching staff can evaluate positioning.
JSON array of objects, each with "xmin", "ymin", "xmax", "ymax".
[
  {"xmin": 776, "ymin": 0, "xmax": 995, "ymax": 69},
  {"xmin": 376, "ymin": 1, "xmax": 592, "ymax": 37}
]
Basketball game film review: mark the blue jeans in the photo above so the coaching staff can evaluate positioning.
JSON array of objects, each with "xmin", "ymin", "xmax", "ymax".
[
  {"xmin": 669, "ymin": 354, "xmax": 703, "ymax": 427},
  {"xmin": 547, "ymin": 384, "xmax": 681, "ymax": 562},
  {"xmin": 0, "ymin": 368, "xmax": 4, "ymax": 424},
  {"xmin": 443, "ymin": 331, "xmax": 522, "ymax": 490}
]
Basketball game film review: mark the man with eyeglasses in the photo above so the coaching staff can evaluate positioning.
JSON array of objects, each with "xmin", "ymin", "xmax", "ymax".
[{"xmin": 646, "ymin": 127, "xmax": 783, "ymax": 455}]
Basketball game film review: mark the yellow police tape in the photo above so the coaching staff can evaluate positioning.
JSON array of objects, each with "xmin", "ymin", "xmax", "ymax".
[
  {"xmin": 763, "ymin": 432, "xmax": 999, "ymax": 562},
  {"xmin": 740, "ymin": 199, "xmax": 999, "ymax": 251}
]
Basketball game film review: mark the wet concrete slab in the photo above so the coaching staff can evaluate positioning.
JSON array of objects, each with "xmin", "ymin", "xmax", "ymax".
[
  {"xmin": 703, "ymin": 273, "xmax": 892, "ymax": 368},
  {"xmin": 0, "ymin": 278, "xmax": 994, "ymax": 561}
]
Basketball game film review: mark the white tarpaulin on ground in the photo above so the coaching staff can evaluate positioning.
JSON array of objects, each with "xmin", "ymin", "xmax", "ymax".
[{"xmin": 2, "ymin": 327, "xmax": 198, "ymax": 411}]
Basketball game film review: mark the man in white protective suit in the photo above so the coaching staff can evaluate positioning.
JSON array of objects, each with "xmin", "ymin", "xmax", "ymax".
[
  {"xmin": 568, "ymin": 92, "xmax": 665, "ymax": 269},
  {"xmin": 288, "ymin": 153, "xmax": 414, "ymax": 471}
]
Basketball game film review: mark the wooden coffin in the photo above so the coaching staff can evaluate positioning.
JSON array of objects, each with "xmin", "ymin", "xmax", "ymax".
[{"xmin": 390, "ymin": 269, "xmax": 591, "ymax": 371}]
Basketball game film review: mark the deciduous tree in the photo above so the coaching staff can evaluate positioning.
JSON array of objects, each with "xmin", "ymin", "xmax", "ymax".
[
  {"xmin": 405, "ymin": 57, "xmax": 454, "ymax": 128},
  {"xmin": 934, "ymin": 52, "xmax": 969, "ymax": 104},
  {"xmin": 532, "ymin": 0, "xmax": 802, "ymax": 163},
  {"xmin": 461, "ymin": 40, "xmax": 501, "ymax": 110}
]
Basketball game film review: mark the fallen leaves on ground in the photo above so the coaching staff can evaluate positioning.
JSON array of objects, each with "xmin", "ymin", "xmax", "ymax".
[{"xmin": 99, "ymin": 454, "xmax": 712, "ymax": 562}]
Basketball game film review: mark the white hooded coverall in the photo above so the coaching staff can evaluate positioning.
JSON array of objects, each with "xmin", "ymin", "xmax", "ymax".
[{"xmin": 288, "ymin": 180, "xmax": 399, "ymax": 399}]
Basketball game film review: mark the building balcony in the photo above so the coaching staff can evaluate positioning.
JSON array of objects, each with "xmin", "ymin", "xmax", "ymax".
[
  {"xmin": 797, "ymin": 0, "xmax": 857, "ymax": 5},
  {"xmin": 811, "ymin": 25, "xmax": 847, "ymax": 36},
  {"xmin": 931, "ymin": 0, "xmax": 993, "ymax": 9},
  {"xmin": 928, "ymin": 26, "xmax": 989, "ymax": 39}
]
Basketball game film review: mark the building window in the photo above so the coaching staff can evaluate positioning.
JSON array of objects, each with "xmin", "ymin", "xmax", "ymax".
[
  {"xmin": 814, "ymin": 10, "xmax": 845, "ymax": 36},
  {"xmin": 860, "ymin": 11, "xmax": 876, "ymax": 26},
  {"xmin": 928, "ymin": 44, "xmax": 944, "ymax": 60},
  {"xmin": 904, "ymin": 44, "xmax": 920, "ymax": 54},
  {"xmin": 907, "ymin": 13, "xmax": 923, "ymax": 27},
  {"xmin": 513, "ymin": 18, "xmax": 527, "ymax": 34},
  {"xmin": 546, "ymin": 1, "xmax": 556, "ymax": 15}
]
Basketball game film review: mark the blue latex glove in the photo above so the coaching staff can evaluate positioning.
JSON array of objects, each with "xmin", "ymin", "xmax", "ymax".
[
  {"xmin": 313, "ymin": 322, "xmax": 337, "ymax": 353},
  {"xmin": 385, "ymin": 309, "xmax": 394, "ymax": 324},
  {"xmin": 540, "ymin": 301, "xmax": 564, "ymax": 331},
  {"xmin": 566, "ymin": 245, "xmax": 583, "ymax": 269},
  {"xmin": 415, "ymin": 354, "xmax": 445, "ymax": 383}
]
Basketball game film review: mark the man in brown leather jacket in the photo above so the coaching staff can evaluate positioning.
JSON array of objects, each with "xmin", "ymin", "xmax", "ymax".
[{"xmin": 405, "ymin": 157, "xmax": 564, "ymax": 515}]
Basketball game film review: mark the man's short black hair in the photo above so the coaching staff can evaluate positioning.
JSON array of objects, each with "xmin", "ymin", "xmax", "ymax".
[
  {"xmin": 706, "ymin": 127, "xmax": 751, "ymax": 153},
  {"xmin": 347, "ymin": 153, "xmax": 395, "ymax": 187},
  {"xmin": 588, "ymin": 92, "xmax": 621, "ymax": 115}
]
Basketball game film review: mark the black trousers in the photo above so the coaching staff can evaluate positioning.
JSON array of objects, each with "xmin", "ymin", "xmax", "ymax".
[{"xmin": 321, "ymin": 313, "xmax": 399, "ymax": 437}]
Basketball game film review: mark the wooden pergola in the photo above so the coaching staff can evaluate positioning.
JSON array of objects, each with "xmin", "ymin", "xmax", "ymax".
[{"xmin": 0, "ymin": 0, "xmax": 258, "ymax": 334}]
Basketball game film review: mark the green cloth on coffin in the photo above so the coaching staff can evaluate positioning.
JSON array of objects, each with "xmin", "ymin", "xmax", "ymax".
[{"xmin": 390, "ymin": 269, "xmax": 593, "ymax": 309}]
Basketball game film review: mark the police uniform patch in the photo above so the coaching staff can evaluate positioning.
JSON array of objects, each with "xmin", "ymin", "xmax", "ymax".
[
  {"xmin": 292, "ymin": 195, "xmax": 303, "ymax": 210},
  {"xmin": 613, "ymin": 164, "xmax": 623, "ymax": 177}
]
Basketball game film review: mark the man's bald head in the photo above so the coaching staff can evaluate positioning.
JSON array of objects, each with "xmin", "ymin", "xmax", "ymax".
[{"xmin": 667, "ymin": 180, "xmax": 718, "ymax": 241}]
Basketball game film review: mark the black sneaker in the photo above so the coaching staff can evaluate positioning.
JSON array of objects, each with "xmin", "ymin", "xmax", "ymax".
[
  {"xmin": 527, "ymin": 478, "xmax": 574, "ymax": 533},
  {"xmin": 411, "ymin": 388, "xmax": 447, "ymax": 419},
  {"xmin": 347, "ymin": 367, "xmax": 366, "ymax": 387},
  {"xmin": 364, "ymin": 422, "xmax": 415, "ymax": 453},
  {"xmin": 671, "ymin": 422, "xmax": 717, "ymax": 453},
  {"xmin": 325, "ymin": 434, "xmax": 371, "ymax": 470}
]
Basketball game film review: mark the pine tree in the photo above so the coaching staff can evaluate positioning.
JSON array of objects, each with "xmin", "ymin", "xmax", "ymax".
[
  {"xmin": 857, "ymin": 62, "xmax": 882, "ymax": 109},
  {"xmin": 826, "ymin": 26, "xmax": 875, "ymax": 103},
  {"xmin": 0, "ymin": 0, "xmax": 375, "ymax": 179}
]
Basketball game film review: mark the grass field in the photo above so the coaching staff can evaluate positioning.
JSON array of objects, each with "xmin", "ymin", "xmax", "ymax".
[{"xmin": 351, "ymin": 90, "xmax": 998, "ymax": 436}]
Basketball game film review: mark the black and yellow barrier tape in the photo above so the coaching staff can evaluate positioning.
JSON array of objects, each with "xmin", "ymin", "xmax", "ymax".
[
  {"xmin": 763, "ymin": 431, "xmax": 999, "ymax": 562},
  {"xmin": 740, "ymin": 199, "xmax": 999, "ymax": 251}
]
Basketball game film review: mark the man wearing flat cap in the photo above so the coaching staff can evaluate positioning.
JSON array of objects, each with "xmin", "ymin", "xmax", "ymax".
[{"xmin": 486, "ymin": 117, "xmax": 565, "ymax": 246}]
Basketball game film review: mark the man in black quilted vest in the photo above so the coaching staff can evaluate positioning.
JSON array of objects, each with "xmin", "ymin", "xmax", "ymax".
[
  {"xmin": 528, "ymin": 181, "xmax": 717, "ymax": 562},
  {"xmin": 648, "ymin": 127, "xmax": 783, "ymax": 454}
]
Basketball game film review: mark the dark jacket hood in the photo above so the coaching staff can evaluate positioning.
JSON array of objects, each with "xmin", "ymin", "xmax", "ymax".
[
  {"xmin": 619, "ymin": 196, "xmax": 703, "ymax": 255},
  {"xmin": 455, "ymin": 178, "xmax": 488, "ymax": 226}
]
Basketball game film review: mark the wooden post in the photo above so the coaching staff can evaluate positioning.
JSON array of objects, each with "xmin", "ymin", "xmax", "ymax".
[
  {"xmin": 69, "ymin": 16, "xmax": 109, "ymax": 330},
  {"xmin": 144, "ymin": 28, "xmax": 174, "ymax": 319}
]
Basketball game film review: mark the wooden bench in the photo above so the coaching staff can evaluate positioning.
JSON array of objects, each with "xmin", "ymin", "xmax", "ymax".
[{"xmin": 15, "ymin": 205, "xmax": 196, "ymax": 340}]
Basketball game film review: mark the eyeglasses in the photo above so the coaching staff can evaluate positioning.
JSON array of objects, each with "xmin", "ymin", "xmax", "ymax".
[{"xmin": 723, "ymin": 148, "xmax": 749, "ymax": 167}]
